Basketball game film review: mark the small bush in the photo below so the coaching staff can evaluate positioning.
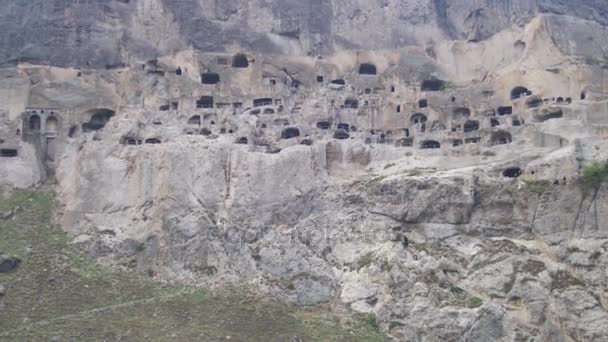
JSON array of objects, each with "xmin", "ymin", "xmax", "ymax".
[
  {"xmin": 467, "ymin": 297, "xmax": 483, "ymax": 308},
  {"xmin": 582, "ymin": 160, "xmax": 608, "ymax": 191},
  {"xmin": 522, "ymin": 178, "xmax": 551, "ymax": 194}
]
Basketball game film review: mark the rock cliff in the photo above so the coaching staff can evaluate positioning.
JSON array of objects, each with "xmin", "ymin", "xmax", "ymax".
[{"xmin": 1, "ymin": 0, "xmax": 608, "ymax": 340}]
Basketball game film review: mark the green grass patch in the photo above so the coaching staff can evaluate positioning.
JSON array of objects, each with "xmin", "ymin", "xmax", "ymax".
[
  {"xmin": 582, "ymin": 160, "xmax": 608, "ymax": 192},
  {"xmin": 355, "ymin": 252, "xmax": 376, "ymax": 271},
  {"xmin": 466, "ymin": 297, "xmax": 483, "ymax": 309},
  {"xmin": 0, "ymin": 190, "xmax": 388, "ymax": 341},
  {"xmin": 521, "ymin": 178, "xmax": 552, "ymax": 194}
]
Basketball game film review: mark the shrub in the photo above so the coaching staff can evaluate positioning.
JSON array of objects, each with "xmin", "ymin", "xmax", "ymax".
[
  {"xmin": 522, "ymin": 178, "xmax": 551, "ymax": 194},
  {"xmin": 582, "ymin": 160, "xmax": 608, "ymax": 191}
]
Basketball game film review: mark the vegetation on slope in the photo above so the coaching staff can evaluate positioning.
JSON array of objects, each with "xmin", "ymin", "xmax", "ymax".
[
  {"xmin": 582, "ymin": 160, "xmax": 608, "ymax": 192},
  {"xmin": 0, "ymin": 190, "xmax": 386, "ymax": 341}
]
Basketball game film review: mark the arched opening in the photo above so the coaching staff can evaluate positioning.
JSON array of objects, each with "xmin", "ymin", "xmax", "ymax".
[
  {"xmin": 82, "ymin": 109, "xmax": 115, "ymax": 132},
  {"xmin": 316, "ymin": 121, "xmax": 331, "ymax": 130},
  {"xmin": 526, "ymin": 97, "xmax": 543, "ymax": 108},
  {"xmin": 419, "ymin": 99, "xmax": 428, "ymax": 108},
  {"xmin": 556, "ymin": 97, "xmax": 564, "ymax": 104},
  {"xmin": 145, "ymin": 138, "xmax": 161, "ymax": 144},
  {"xmin": 175, "ymin": 67, "xmax": 182, "ymax": 75},
  {"xmin": 364, "ymin": 88, "xmax": 372, "ymax": 94},
  {"xmin": 497, "ymin": 106, "xmax": 512, "ymax": 116},
  {"xmin": 232, "ymin": 53, "xmax": 249, "ymax": 68},
  {"xmin": 46, "ymin": 116, "xmax": 58, "ymax": 134},
  {"xmin": 410, "ymin": 113, "xmax": 428, "ymax": 125},
  {"xmin": 580, "ymin": 92, "xmax": 586, "ymax": 100},
  {"xmin": 390, "ymin": 86, "xmax": 395, "ymax": 93},
  {"xmin": 565, "ymin": 97, "xmax": 572, "ymax": 104},
  {"xmin": 491, "ymin": 118, "xmax": 500, "ymax": 127},
  {"xmin": 188, "ymin": 115, "xmax": 201, "ymax": 126},
  {"xmin": 196, "ymin": 96, "xmax": 214, "ymax": 108},
  {"xmin": 502, "ymin": 167, "xmax": 522, "ymax": 178},
  {"xmin": 511, "ymin": 86, "xmax": 531, "ymax": 100},
  {"xmin": 29, "ymin": 115, "xmax": 41, "ymax": 131},
  {"xmin": 200, "ymin": 128, "xmax": 212, "ymax": 136},
  {"xmin": 236, "ymin": 137, "xmax": 248, "ymax": 145},
  {"xmin": 396, "ymin": 105, "xmax": 401, "ymax": 113},
  {"xmin": 0, "ymin": 149, "xmax": 18, "ymax": 157},
  {"xmin": 344, "ymin": 99, "xmax": 359, "ymax": 109},
  {"xmin": 333, "ymin": 130, "xmax": 350, "ymax": 140},
  {"xmin": 358, "ymin": 63, "xmax": 377, "ymax": 75},
  {"xmin": 492, "ymin": 131, "xmax": 512, "ymax": 145},
  {"xmin": 463, "ymin": 120, "xmax": 479, "ymax": 133},
  {"xmin": 281, "ymin": 127, "xmax": 300, "ymax": 139},
  {"xmin": 421, "ymin": 78, "xmax": 446, "ymax": 91},
  {"xmin": 201, "ymin": 73, "xmax": 220, "ymax": 84},
  {"xmin": 253, "ymin": 98, "xmax": 273, "ymax": 107},
  {"xmin": 420, "ymin": 140, "xmax": 441, "ymax": 149},
  {"xmin": 263, "ymin": 108, "xmax": 275, "ymax": 114}
]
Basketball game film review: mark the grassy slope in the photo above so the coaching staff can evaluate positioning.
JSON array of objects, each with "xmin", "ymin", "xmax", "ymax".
[{"xmin": 0, "ymin": 191, "xmax": 386, "ymax": 341}]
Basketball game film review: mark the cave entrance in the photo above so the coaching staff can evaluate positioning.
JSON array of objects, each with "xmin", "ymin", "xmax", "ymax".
[
  {"xmin": 420, "ymin": 140, "xmax": 441, "ymax": 149},
  {"xmin": 419, "ymin": 99, "xmax": 428, "ymax": 108},
  {"xmin": 358, "ymin": 63, "xmax": 377, "ymax": 75},
  {"xmin": 511, "ymin": 86, "xmax": 531, "ymax": 100},
  {"xmin": 411, "ymin": 113, "xmax": 427, "ymax": 125},
  {"xmin": 463, "ymin": 120, "xmax": 479, "ymax": 133},
  {"xmin": 491, "ymin": 118, "xmax": 500, "ymax": 127},
  {"xmin": 316, "ymin": 121, "xmax": 331, "ymax": 130},
  {"xmin": 201, "ymin": 73, "xmax": 220, "ymax": 84},
  {"xmin": 46, "ymin": 116, "xmax": 58, "ymax": 134},
  {"xmin": 492, "ymin": 131, "xmax": 512, "ymax": 145},
  {"xmin": 236, "ymin": 137, "xmax": 248, "ymax": 144},
  {"xmin": 0, "ymin": 149, "xmax": 18, "ymax": 157},
  {"xmin": 333, "ymin": 130, "xmax": 350, "ymax": 140},
  {"xmin": 196, "ymin": 96, "xmax": 214, "ymax": 109},
  {"xmin": 540, "ymin": 109, "xmax": 563, "ymax": 121},
  {"xmin": 344, "ymin": 99, "xmax": 359, "ymax": 109},
  {"xmin": 421, "ymin": 79, "xmax": 446, "ymax": 91},
  {"xmin": 82, "ymin": 109, "xmax": 115, "ymax": 132},
  {"xmin": 337, "ymin": 123, "xmax": 350, "ymax": 131},
  {"xmin": 253, "ymin": 98, "xmax": 273, "ymax": 107},
  {"xmin": 29, "ymin": 115, "xmax": 41, "ymax": 131},
  {"xmin": 232, "ymin": 53, "xmax": 249, "ymax": 68},
  {"xmin": 526, "ymin": 97, "xmax": 543, "ymax": 108},
  {"xmin": 145, "ymin": 138, "xmax": 161, "ymax": 144},
  {"xmin": 502, "ymin": 167, "xmax": 522, "ymax": 178},
  {"xmin": 188, "ymin": 115, "xmax": 201, "ymax": 126},
  {"xmin": 497, "ymin": 106, "xmax": 512, "ymax": 116},
  {"xmin": 281, "ymin": 127, "xmax": 300, "ymax": 139}
]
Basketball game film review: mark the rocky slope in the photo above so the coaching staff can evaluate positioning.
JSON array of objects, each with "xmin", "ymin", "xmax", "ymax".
[{"xmin": 1, "ymin": 0, "xmax": 608, "ymax": 341}]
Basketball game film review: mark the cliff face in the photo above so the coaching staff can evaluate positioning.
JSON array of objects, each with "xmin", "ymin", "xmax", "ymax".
[
  {"xmin": 1, "ymin": 0, "xmax": 608, "ymax": 67},
  {"xmin": 1, "ymin": 0, "xmax": 608, "ymax": 340}
]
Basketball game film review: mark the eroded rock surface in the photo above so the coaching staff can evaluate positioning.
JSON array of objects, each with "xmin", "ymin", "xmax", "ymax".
[{"xmin": 1, "ymin": 0, "xmax": 608, "ymax": 340}]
